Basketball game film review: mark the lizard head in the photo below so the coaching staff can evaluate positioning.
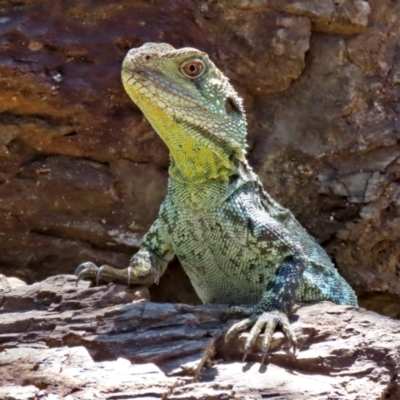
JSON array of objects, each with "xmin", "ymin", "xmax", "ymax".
[{"xmin": 121, "ymin": 43, "xmax": 248, "ymax": 181}]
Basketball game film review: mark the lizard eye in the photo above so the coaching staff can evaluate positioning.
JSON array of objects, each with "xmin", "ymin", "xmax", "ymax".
[{"xmin": 180, "ymin": 59, "xmax": 205, "ymax": 79}]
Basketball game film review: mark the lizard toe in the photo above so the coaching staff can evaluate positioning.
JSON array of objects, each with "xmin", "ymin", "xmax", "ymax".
[
  {"xmin": 258, "ymin": 309, "xmax": 297, "ymax": 363},
  {"xmin": 75, "ymin": 262, "xmax": 100, "ymax": 286},
  {"xmin": 225, "ymin": 316, "xmax": 255, "ymax": 344},
  {"xmin": 96, "ymin": 265, "xmax": 105, "ymax": 286}
]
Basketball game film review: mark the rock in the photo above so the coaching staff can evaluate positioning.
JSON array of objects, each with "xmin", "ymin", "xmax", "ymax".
[
  {"xmin": 0, "ymin": 347, "xmax": 178, "ymax": 400},
  {"xmin": 0, "ymin": 274, "xmax": 399, "ymax": 399},
  {"xmin": 0, "ymin": 0, "xmax": 399, "ymax": 321},
  {"xmin": 233, "ymin": 0, "xmax": 371, "ymax": 34},
  {"xmin": 207, "ymin": 8, "xmax": 312, "ymax": 95},
  {"xmin": 0, "ymin": 384, "xmax": 39, "ymax": 400}
]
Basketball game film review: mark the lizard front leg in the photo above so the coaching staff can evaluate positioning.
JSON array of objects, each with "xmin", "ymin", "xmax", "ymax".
[
  {"xmin": 76, "ymin": 202, "xmax": 174, "ymax": 288},
  {"xmin": 225, "ymin": 254, "xmax": 304, "ymax": 363},
  {"xmin": 224, "ymin": 192, "xmax": 306, "ymax": 363},
  {"xmin": 75, "ymin": 247, "xmax": 168, "ymax": 287}
]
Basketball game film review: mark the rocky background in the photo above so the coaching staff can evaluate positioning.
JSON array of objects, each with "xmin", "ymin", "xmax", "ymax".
[{"xmin": 0, "ymin": 0, "xmax": 399, "ymax": 318}]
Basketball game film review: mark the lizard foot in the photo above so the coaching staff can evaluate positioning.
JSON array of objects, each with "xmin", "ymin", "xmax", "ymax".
[
  {"xmin": 224, "ymin": 306, "xmax": 296, "ymax": 364},
  {"xmin": 75, "ymin": 262, "xmax": 134, "ymax": 287}
]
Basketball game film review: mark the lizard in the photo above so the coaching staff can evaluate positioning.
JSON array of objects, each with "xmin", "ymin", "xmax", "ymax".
[{"xmin": 75, "ymin": 42, "xmax": 358, "ymax": 363}]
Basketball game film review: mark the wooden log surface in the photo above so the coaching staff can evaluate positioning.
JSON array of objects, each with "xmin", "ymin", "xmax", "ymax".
[{"xmin": 0, "ymin": 274, "xmax": 399, "ymax": 399}]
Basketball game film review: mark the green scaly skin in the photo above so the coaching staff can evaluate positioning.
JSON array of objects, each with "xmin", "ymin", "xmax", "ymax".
[{"xmin": 75, "ymin": 43, "xmax": 357, "ymax": 363}]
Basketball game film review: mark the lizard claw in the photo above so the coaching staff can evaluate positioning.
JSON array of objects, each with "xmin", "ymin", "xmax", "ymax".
[
  {"xmin": 75, "ymin": 262, "xmax": 100, "ymax": 287},
  {"xmin": 225, "ymin": 307, "xmax": 296, "ymax": 364},
  {"xmin": 96, "ymin": 266, "xmax": 104, "ymax": 286},
  {"xmin": 127, "ymin": 266, "xmax": 131, "ymax": 286},
  {"xmin": 153, "ymin": 269, "xmax": 160, "ymax": 285}
]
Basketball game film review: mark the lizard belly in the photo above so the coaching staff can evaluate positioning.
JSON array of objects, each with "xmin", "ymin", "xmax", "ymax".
[{"xmin": 170, "ymin": 207, "xmax": 274, "ymax": 305}]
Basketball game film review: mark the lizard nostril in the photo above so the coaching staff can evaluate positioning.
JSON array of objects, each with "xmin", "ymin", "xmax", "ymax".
[{"xmin": 145, "ymin": 54, "xmax": 151, "ymax": 61}]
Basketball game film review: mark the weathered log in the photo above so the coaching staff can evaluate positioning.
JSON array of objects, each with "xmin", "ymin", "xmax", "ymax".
[{"xmin": 0, "ymin": 274, "xmax": 399, "ymax": 399}]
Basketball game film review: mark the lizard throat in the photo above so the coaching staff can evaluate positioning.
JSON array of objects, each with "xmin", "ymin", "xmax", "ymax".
[
  {"xmin": 137, "ymin": 99, "xmax": 237, "ymax": 183},
  {"xmin": 165, "ymin": 126, "xmax": 237, "ymax": 184},
  {"xmin": 168, "ymin": 147, "xmax": 235, "ymax": 184}
]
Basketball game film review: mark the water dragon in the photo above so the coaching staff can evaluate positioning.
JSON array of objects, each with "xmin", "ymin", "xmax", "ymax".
[{"xmin": 76, "ymin": 43, "xmax": 357, "ymax": 362}]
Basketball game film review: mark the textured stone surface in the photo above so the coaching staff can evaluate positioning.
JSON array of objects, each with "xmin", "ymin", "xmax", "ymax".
[
  {"xmin": 0, "ymin": 347, "xmax": 179, "ymax": 400},
  {"xmin": 233, "ymin": 0, "xmax": 371, "ymax": 34},
  {"xmin": 0, "ymin": 0, "xmax": 398, "ymax": 318},
  {"xmin": 0, "ymin": 274, "xmax": 399, "ymax": 399}
]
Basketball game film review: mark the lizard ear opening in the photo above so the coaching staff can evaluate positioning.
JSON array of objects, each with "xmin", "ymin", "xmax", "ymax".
[{"xmin": 225, "ymin": 97, "xmax": 242, "ymax": 116}]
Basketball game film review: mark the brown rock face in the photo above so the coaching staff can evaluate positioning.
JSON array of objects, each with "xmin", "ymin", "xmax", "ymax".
[{"xmin": 0, "ymin": 0, "xmax": 399, "ymax": 318}]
